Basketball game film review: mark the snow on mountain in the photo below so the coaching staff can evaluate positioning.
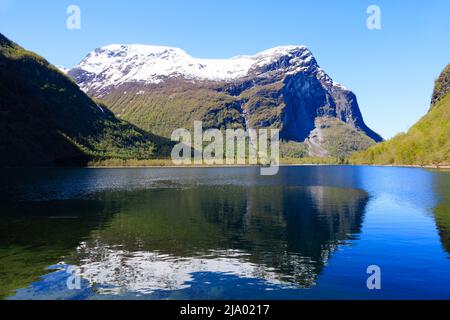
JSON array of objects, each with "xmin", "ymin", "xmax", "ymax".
[
  {"xmin": 66, "ymin": 42, "xmax": 382, "ymax": 149},
  {"xmin": 69, "ymin": 44, "xmax": 344, "ymax": 92},
  {"xmin": 57, "ymin": 65, "xmax": 70, "ymax": 74}
]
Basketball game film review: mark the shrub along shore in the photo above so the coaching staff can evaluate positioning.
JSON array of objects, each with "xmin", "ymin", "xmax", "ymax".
[{"xmin": 86, "ymin": 157, "xmax": 449, "ymax": 169}]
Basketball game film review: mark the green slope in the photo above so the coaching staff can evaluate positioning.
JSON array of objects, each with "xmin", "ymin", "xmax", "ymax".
[
  {"xmin": 102, "ymin": 81, "xmax": 247, "ymax": 138},
  {"xmin": 306, "ymin": 117, "xmax": 376, "ymax": 159},
  {"xmin": 351, "ymin": 65, "xmax": 450, "ymax": 166},
  {"xmin": 0, "ymin": 33, "xmax": 172, "ymax": 167}
]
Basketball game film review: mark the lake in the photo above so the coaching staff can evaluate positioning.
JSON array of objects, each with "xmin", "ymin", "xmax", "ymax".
[{"xmin": 0, "ymin": 166, "xmax": 448, "ymax": 300}]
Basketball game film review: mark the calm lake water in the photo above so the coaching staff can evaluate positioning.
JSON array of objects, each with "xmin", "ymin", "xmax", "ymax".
[{"xmin": 0, "ymin": 166, "xmax": 448, "ymax": 300}]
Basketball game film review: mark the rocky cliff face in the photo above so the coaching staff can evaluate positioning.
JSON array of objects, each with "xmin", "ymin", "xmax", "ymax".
[
  {"xmin": 431, "ymin": 64, "xmax": 450, "ymax": 107},
  {"xmin": 69, "ymin": 45, "xmax": 383, "ymax": 156}
]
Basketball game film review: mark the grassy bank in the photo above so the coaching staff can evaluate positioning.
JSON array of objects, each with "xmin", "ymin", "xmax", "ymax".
[{"xmin": 87, "ymin": 157, "xmax": 346, "ymax": 168}]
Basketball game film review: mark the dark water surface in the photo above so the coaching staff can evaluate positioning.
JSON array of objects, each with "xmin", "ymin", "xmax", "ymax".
[{"xmin": 0, "ymin": 166, "xmax": 448, "ymax": 300}]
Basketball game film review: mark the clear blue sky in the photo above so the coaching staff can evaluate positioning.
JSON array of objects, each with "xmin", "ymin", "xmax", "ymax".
[{"xmin": 1, "ymin": 0, "xmax": 449, "ymax": 139}]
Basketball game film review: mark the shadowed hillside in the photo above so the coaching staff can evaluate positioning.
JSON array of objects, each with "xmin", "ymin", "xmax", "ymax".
[{"xmin": 0, "ymin": 33, "xmax": 172, "ymax": 167}]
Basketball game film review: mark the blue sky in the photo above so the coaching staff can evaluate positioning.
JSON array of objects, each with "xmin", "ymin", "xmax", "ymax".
[{"xmin": 1, "ymin": 0, "xmax": 449, "ymax": 139}]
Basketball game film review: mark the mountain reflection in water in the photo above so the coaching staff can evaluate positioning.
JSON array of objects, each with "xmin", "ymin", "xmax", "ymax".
[
  {"xmin": 0, "ymin": 166, "xmax": 448, "ymax": 300},
  {"xmin": 65, "ymin": 186, "xmax": 368, "ymax": 294}
]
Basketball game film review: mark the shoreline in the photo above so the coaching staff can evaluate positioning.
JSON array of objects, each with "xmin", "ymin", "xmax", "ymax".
[
  {"xmin": 3, "ymin": 162, "xmax": 449, "ymax": 170},
  {"xmin": 84, "ymin": 163, "xmax": 450, "ymax": 170}
]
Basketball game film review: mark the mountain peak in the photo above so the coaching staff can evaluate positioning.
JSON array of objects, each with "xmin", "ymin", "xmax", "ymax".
[
  {"xmin": 69, "ymin": 43, "xmax": 323, "ymax": 91},
  {"xmin": 96, "ymin": 44, "xmax": 310, "ymax": 60},
  {"xmin": 257, "ymin": 45, "xmax": 310, "ymax": 56},
  {"xmin": 96, "ymin": 44, "xmax": 190, "ymax": 58}
]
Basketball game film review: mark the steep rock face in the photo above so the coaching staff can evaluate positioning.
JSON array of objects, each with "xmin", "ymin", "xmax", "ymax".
[
  {"xmin": 431, "ymin": 64, "xmax": 450, "ymax": 107},
  {"xmin": 69, "ymin": 44, "xmax": 383, "ymax": 156}
]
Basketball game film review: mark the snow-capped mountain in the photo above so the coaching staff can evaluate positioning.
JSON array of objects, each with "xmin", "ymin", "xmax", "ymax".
[
  {"xmin": 68, "ymin": 44, "xmax": 383, "ymax": 156},
  {"xmin": 70, "ymin": 44, "xmax": 343, "ymax": 94}
]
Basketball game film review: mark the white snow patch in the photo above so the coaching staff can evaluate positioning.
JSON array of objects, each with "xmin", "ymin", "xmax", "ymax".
[
  {"xmin": 57, "ymin": 65, "xmax": 70, "ymax": 74},
  {"xmin": 73, "ymin": 247, "xmax": 305, "ymax": 295},
  {"xmin": 73, "ymin": 44, "xmax": 329, "ymax": 91}
]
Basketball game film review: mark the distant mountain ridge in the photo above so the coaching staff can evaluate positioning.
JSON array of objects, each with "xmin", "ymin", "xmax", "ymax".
[
  {"xmin": 69, "ymin": 44, "xmax": 382, "ymax": 157},
  {"xmin": 69, "ymin": 45, "xmax": 338, "ymax": 91},
  {"xmin": 0, "ymin": 33, "xmax": 171, "ymax": 167}
]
